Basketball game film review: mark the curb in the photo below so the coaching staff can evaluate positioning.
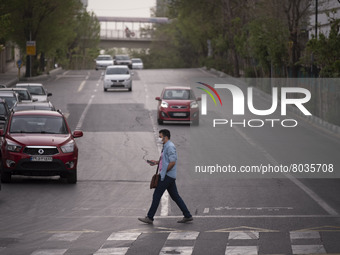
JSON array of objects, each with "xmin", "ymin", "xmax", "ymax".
[
  {"xmin": 19, "ymin": 67, "xmax": 63, "ymax": 82},
  {"xmin": 201, "ymin": 67, "xmax": 340, "ymax": 137}
]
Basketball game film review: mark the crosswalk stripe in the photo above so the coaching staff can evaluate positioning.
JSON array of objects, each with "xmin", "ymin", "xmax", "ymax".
[
  {"xmin": 107, "ymin": 232, "xmax": 141, "ymax": 241},
  {"xmin": 168, "ymin": 232, "xmax": 199, "ymax": 240},
  {"xmin": 160, "ymin": 246, "xmax": 193, "ymax": 255},
  {"xmin": 30, "ymin": 249, "xmax": 67, "ymax": 255},
  {"xmin": 291, "ymin": 245, "xmax": 326, "ymax": 254},
  {"xmin": 290, "ymin": 231, "xmax": 321, "ymax": 239},
  {"xmin": 228, "ymin": 231, "xmax": 259, "ymax": 240},
  {"xmin": 93, "ymin": 247, "xmax": 129, "ymax": 255},
  {"xmin": 225, "ymin": 246, "xmax": 258, "ymax": 255},
  {"xmin": 47, "ymin": 232, "xmax": 82, "ymax": 242}
]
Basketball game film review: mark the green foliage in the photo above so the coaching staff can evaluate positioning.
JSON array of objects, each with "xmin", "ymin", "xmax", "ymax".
[
  {"xmin": 303, "ymin": 19, "xmax": 340, "ymax": 77},
  {"xmin": 2, "ymin": 0, "xmax": 100, "ymax": 74}
]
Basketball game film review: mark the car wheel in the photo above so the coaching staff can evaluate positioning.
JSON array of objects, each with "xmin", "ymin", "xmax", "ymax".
[
  {"xmin": 67, "ymin": 169, "xmax": 77, "ymax": 184},
  {"xmin": 157, "ymin": 118, "xmax": 163, "ymax": 125},
  {"xmin": 0, "ymin": 163, "xmax": 11, "ymax": 183},
  {"xmin": 128, "ymin": 87, "xmax": 132, "ymax": 92},
  {"xmin": 104, "ymin": 88, "xmax": 107, "ymax": 92}
]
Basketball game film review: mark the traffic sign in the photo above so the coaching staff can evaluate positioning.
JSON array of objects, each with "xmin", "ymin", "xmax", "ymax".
[{"xmin": 26, "ymin": 41, "xmax": 36, "ymax": 55}]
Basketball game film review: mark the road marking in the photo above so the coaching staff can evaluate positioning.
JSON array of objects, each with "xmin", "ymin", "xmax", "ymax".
[
  {"xmin": 168, "ymin": 232, "xmax": 199, "ymax": 240},
  {"xmin": 30, "ymin": 249, "xmax": 67, "ymax": 255},
  {"xmin": 203, "ymin": 208, "xmax": 209, "ymax": 214},
  {"xmin": 215, "ymin": 206, "xmax": 293, "ymax": 211},
  {"xmin": 107, "ymin": 232, "xmax": 141, "ymax": 241},
  {"xmin": 77, "ymin": 80, "xmax": 86, "ymax": 92},
  {"xmin": 208, "ymin": 226, "xmax": 278, "ymax": 233},
  {"xmin": 45, "ymin": 229, "xmax": 99, "ymax": 234},
  {"xmin": 160, "ymin": 247, "xmax": 193, "ymax": 255},
  {"xmin": 293, "ymin": 226, "xmax": 340, "ymax": 232},
  {"xmin": 228, "ymin": 231, "xmax": 259, "ymax": 240},
  {"xmin": 47, "ymin": 232, "xmax": 82, "ymax": 242},
  {"xmin": 75, "ymin": 95, "xmax": 94, "ymax": 130},
  {"xmin": 93, "ymin": 247, "xmax": 129, "ymax": 255},
  {"xmin": 291, "ymin": 245, "xmax": 326, "ymax": 254},
  {"xmin": 233, "ymin": 125, "xmax": 339, "ymax": 216},
  {"xmin": 225, "ymin": 246, "xmax": 258, "ymax": 255},
  {"xmin": 290, "ymin": 231, "xmax": 321, "ymax": 240}
]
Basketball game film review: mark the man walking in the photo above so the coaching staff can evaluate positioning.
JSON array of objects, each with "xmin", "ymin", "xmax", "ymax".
[{"xmin": 138, "ymin": 129, "xmax": 193, "ymax": 224}]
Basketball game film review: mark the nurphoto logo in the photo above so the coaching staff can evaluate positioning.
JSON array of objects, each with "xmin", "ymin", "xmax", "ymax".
[{"xmin": 197, "ymin": 82, "xmax": 312, "ymax": 128}]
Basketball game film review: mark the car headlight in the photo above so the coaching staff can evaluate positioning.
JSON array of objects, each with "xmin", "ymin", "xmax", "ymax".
[
  {"xmin": 6, "ymin": 139, "xmax": 22, "ymax": 152},
  {"xmin": 161, "ymin": 101, "xmax": 169, "ymax": 108},
  {"xmin": 190, "ymin": 102, "xmax": 199, "ymax": 109},
  {"xmin": 61, "ymin": 141, "xmax": 75, "ymax": 153}
]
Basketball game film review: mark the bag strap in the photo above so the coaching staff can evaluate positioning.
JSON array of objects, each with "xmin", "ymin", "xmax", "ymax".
[{"xmin": 155, "ymin": 155, "xmax": 161, "ymax": 175}]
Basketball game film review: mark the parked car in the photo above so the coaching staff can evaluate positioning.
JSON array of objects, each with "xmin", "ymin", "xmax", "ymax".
[
  {"xmin": 0, "ymin": 98, "xmax": 11, "ymax": 129},
  {"xmin": 0, "ymin": 91, "xmax": 20, "ymax": 110},
  {"xmin": 155, "ymin": 87, "xmax": 200, "ymax": 125},
  {"xmin": 0, "ymin": 110, "xmax": 83, "ymax": 183},
  {"xmin": 131, "ymin": 58, "xmax": 144, "ymax": 69},
  {"xmin": 15, "ymin": 83, "xmax": 52, "ymax": 102},
  {"xmin": 113, "ymin": 55, "xmax": 132, "ymax": 69},
  {"xmin": 95, "ymin": 55, "xmax": 114, "ymax": 70},
  {"xmin": 103, "ymin": 65, "xmax": 133, "ymax": 92},
  {"xmin": 13, "ymin": 101, "xmax": 56, "ymax": 112},
  {"xmin": 0, "ymin": 88, "xmax": 37, "ymax": 102}
]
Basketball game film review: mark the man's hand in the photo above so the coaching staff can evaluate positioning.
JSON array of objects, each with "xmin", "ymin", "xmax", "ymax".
[{"xmin": 147, "ymin": 160, "xmax": 158, "ymax": 166}]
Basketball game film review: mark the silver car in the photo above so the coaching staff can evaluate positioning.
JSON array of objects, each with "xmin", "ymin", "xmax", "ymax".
[
  {"xmin": 103, "ymin": 65, "xmax": 133, "ymax": 92},
  {"xmin": 131, "ymin": 58, "xmax": 144, "ymax": 69},
  {"xmin": 15, "ymin": 83, "xmax": 52, "ymax": 102},
  {"xmin": 95, "ymin": 55, "xmax": 114, "ymax": 70}
]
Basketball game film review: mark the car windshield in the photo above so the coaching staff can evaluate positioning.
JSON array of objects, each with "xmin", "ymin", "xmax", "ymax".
[
  {"xmin": 20, "ymin": 86, "xmax": 45, "ymax": 95},
  {"xmin": 16, "ymin": 90, "xmax": 31, "ymax": 100},
  {"xmin": 0, "ymin": 103, "xmax": 7, "ymax": 115},
  {"xmin": 116, "ymin": 55, "xmax": 129, "ymax": 60},
  {"xmin": 0, "ymin": 96, "xmax": 16, "ymax": 109},
  {"xmin": 106, "ymin": 68, "xmax": 129, "ymax": 75},
  {"xmin": 10, "ymin": 116, "xmax": 68, "ymax": 134},
  {"xmin": 97, "ymin": 56, "xmax": 112, "ymax": 60},
  {"xmin": 163, "ymin": 89, "xmax": 193, "ymax": 100}
]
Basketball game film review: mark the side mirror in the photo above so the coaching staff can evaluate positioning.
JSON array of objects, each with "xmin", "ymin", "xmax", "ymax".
[
  {"xmin": 47, "ymin": 93, "xmax": 52, "ymax": 97},
  {"xmin": 0, "ymin": 116, "xmax": 7, "ymax": 121},
  {"xmin": 73, "ymin": 130, "xmax": 83, "ymax": 138},
  {"xmin": 155, "ymin": 97, "xmax": 161, "ymax": 101},
  {"xmin": 196, "ymin": 97, "xmax": 201, "ymax": 101},
  {"xmin": 0, "ymin": 129, "xmax": 4, "ymax": 136}
]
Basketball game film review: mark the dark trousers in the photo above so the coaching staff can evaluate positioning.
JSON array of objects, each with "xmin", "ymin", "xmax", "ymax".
[{"xmin": 147, "ymin": 175, "xmax": 192, "ymax": 220}]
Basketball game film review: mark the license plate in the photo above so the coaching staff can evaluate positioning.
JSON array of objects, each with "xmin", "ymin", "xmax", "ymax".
[
  {"xmin": 31, "ymin": 156, "xmax": 53, "ymax": 162},
  {"xmin": 173, "ymin": 113, "xmax": 187, "ymax": 117}
]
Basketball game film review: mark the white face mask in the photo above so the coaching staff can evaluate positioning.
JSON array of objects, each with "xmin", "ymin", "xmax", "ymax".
[{"xmin": 157, "ymin": 137, "xmax": 163, "ymax": 144}]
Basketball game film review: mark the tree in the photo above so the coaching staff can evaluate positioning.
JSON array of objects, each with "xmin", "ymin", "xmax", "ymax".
[{"xmin": 4, "ymin": 0, "xmax": 83, "ymax": 76}]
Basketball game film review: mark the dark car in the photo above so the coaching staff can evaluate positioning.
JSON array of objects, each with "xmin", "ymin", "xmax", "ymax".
[
  {"xmin": 0, "ymin": 110, "xmax": 83, "ymax": 183},
  {"xmin": 114, "ymin": 55, "xmax": 132, "ymax": 69},
  {"xmin": 155, "ymin": 86, "xmax": 200, "ymax": 125}
]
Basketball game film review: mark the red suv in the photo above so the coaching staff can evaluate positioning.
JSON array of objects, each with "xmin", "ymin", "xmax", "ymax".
[
  {"xmin": 0, "ymin": 110, "xmax": 83, "ymax": 183},
  {"xmin": 155, "ymin": 87, "xmax": 200, "ymax": 125}
]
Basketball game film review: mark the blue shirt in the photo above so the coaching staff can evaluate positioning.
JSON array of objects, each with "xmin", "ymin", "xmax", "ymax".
[{"xmin": 160, "ymin": 140, "xmax": 177, "ymax": 181}]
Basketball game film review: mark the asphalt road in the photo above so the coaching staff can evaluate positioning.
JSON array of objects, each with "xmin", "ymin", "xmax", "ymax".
[{"xmin": 0, "ymin": 68, "xmax": 339, "ymax": 255}]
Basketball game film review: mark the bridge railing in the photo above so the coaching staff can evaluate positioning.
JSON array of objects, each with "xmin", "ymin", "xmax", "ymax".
[{"xmin": 100, "ymin": 29, "xmax": 154, "ymax": 40}]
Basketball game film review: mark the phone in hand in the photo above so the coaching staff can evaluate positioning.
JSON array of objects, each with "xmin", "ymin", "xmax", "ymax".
[{"xmin": 147, "ymin": 160, "xmax": 156, "ymax": 165}]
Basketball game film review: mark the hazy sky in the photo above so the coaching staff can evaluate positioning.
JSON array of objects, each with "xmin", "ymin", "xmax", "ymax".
[{"xmin": 87, "ymin": 0, "xmax": 156, "ymax": 17}]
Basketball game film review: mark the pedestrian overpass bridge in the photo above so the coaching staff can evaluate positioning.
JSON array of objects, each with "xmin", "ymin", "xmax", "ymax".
[{"xmin": 98, "ymin": 16, "xmax": 169, "ymax": 49}]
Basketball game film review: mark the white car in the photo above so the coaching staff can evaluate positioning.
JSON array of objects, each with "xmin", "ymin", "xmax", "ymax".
[
  {"xmin": 95, "ymin": 55, "xmax": 114, "ymax": 70},
  {"xmin": 131, "ymin": 58, "xmax": 144, "ymax": 69},
  {"xmin": 103, "ymin": 65, "xmax": 133, "ymax": 92},
  {"xmin": 15, "ymin": 83, "xmax": 52, "ymax": 102}
]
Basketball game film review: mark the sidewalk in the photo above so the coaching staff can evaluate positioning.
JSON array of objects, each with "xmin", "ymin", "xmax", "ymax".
[
  {"xmin": 0, "ymin": 61, "xmax": 25, "ymax": 87},
  {"xmin": 0, "ymin": 61, "xmax": 63, "ymax": 87}
]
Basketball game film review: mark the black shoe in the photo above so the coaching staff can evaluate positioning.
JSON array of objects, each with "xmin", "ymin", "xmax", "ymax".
[
  {"xmin": 138, "ymin": 216, "xmax": 153, "ymax": 224},
  {"xmin": 177, "ymin": 217, "xmax": 193, "ymax": 223}
]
